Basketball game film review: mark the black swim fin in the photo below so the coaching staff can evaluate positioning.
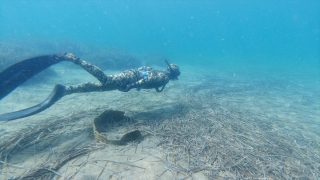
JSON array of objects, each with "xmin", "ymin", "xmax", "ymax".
[
  {"xmin": 0, "ymin": 54, "xmax": 64, "ymax": 100},
  {"xmin": 0, "ymin": 84, "xmax": 65, "ymax": 121}
]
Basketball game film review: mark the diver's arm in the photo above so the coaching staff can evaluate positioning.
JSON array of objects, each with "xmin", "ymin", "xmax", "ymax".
[
  {"xmin": 155, "ymin": 85, "xmax": 166, "ymax": 93},
  {"xmin": 118, "ymin": 79, "xmax": 146, "ymax": 92},
  {"xmin": 119, "ymin": 78, "xmax": 168, "ymax": 93}
]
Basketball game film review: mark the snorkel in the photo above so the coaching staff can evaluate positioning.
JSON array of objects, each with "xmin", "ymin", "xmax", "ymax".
[{"xmin": 165, "ymin": 60, "xmax": 179, "ymax": 80}]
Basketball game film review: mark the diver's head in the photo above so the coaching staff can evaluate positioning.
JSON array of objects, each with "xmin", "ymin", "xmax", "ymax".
[{"xmin": 165, "ymin": 60, "xmax": 181, "ymax": 80}]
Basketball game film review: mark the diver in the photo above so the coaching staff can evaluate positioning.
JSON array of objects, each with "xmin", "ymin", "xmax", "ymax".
[
  {"xmin": 0, "ymin": 52, "xmax": 181, "ymax": 121},
  {"xmin": 62, "ymin": 53, "xmax": 180, "ymax": 94}
]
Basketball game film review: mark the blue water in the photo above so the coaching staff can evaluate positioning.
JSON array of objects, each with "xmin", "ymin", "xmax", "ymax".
[{"xmin": 1, "ymin": 0, "xmax": 319, "ymax": 67}]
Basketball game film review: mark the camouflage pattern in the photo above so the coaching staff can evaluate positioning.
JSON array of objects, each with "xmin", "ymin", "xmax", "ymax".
[{"xmin": 60, "ymin": 53, "xmax": 178, "ymax": 95}]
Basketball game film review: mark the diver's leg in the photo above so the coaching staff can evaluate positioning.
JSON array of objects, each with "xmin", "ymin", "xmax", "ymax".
[
  {"xmin": 0, "ymin": 53, "xmax": 67, "ymax": 100},
  {"xmin": 0, "ymin": 53, "xmax": 111, "ymax": 121},
  {"xmin": 0, "ymin": 53, "xmax": 107, "ymax": 100},
  {"xmin": 0, "ymin": 82, "xmax": 113, "ymax": 121},
  {"xmin": 0, "ymin": 84, "xmax": 65, "ymax": 121},
  {"xmin": 64, "ymin": 82, "xmax": 112, "ymax": 95},
  {"xmin": 62, "ymin": 53, "xmax": 109, "ymax": 84}
]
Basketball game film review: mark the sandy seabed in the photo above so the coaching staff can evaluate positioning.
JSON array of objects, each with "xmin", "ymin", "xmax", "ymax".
[{"xmin": 0, "ymin": 64, "xmax": 319, "ymax": 180}]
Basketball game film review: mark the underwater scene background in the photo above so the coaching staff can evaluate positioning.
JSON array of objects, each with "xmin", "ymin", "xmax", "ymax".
[{"xmin": 0, "ymin": 0, "xmax": 319, "ymax": 179}]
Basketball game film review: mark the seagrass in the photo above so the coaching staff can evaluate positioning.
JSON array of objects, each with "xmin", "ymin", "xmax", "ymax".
[
  {"xmin": 0, "ymin": 73, "xmax": 319, "ymax": 179},
  {"xmin": 140, "ymin": 88, "xmax": 320, "ymax": 179}
]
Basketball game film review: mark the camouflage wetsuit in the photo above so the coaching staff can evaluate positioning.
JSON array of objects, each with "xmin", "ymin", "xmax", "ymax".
[{"xmin": 61, "ymin": 53, "xmax": 180, "ymax": 95}]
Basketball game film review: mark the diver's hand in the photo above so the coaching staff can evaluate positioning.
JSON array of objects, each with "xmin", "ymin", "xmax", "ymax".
[{"xmin": 119, "ymin": 83, "xmax": 136, "ymax": 92}]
